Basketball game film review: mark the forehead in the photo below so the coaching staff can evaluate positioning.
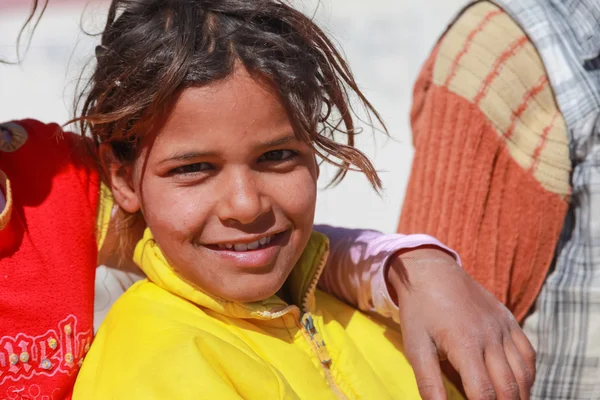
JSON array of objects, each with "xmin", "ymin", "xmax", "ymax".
[{"xmin": 159, "ymin": 68, "xmax": 291, "ymax": 139}]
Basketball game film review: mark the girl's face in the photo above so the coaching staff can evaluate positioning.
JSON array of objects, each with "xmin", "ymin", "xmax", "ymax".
[{"xmin": 111, "ymin": 67, "xmax": 318, "ymax": 303}]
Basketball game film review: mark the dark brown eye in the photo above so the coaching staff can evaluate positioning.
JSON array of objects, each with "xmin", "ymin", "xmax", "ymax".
[
  {"xmin": 259, "ymin": 150, "xmax": 297, "ymax": 162},
  {"xmin": 170, "ymin": 163, "xmax": 213, "ymax": 175}
]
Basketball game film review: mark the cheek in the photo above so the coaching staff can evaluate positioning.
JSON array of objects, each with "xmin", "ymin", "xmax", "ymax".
[
  {"xmin": 139, "ymin": 179, "xmax": 210, "ymax": 239},
  {"xmin": 270, "ymin": 167, "xmax": 317, "ymax": 226}
]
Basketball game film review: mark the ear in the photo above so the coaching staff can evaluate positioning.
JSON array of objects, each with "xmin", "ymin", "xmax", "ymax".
[{"xmin": 99, "ymin": 144, "xmax": 141, "ymax": 214}]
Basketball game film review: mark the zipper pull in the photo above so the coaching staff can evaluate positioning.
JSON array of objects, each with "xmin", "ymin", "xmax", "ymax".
[{"xmin": 302, "ymin": 313, "xmax": 331, "ymax": 365}]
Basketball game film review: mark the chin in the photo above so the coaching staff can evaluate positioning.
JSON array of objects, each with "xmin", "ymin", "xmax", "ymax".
[
  {"xmin": 228, "ymin": 287, "xmax": 280, "ymax": 303},
  {"xmin": 222, "ymin": 278, "xmax": 285, "ymax": 304}
]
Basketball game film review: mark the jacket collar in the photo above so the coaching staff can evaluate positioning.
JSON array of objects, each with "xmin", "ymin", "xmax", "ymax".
[{"xmin": 133, "ymin": 228, "xmax": 330, "ymax": 319}]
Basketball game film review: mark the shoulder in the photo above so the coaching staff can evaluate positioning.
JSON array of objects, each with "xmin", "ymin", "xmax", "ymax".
[
  {"xmin": 0, "ymin": 118, "xmax": 102, "ymax": 208},
  {"xmin": 0, "ymin": 119, "xmax": 96, "ymax": 168},
  {"xmin": 415, "ymin": 1, "xmax": 571, "ymax": 197},
  {"xmin": 0, "ymin": 119, "xmax": 96, "ymax": 165},
  {"xmin": 85, "ymin": 281, "xmax": 217, "ymax": 375},
  {"xmin": 78, "ymin": 282, "xmax": 280, "ymax": 399},
  {"xmin": 96, "ymin": 281, "xmax": 231, "ymax": 346},
  {"xmin": 0, "ymin": 119, "xmax": 75, "ymax": 150},
  {"xmin": 96, "ymin": 281, "xmax": 292, "ymax": 365},
  {"xmin": 433, "ymin": 2, "xmax": 535, "ymax": 97},
  {"xmin": 417, "ymin": 1, "xmax": 546, "ymax": 109}
]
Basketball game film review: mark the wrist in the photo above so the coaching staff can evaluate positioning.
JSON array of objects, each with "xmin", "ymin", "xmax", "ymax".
[{"xmin": 386, "ymin": 246, "xmax": 457, "ymax": 304}]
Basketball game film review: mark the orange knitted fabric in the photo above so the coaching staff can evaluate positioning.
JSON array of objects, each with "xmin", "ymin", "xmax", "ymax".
[{"xmin": 398, "ymin": 2, "xmax": 571, "ymax": 322}]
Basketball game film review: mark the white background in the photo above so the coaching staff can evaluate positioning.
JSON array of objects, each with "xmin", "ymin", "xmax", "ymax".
[{"xmin": 0, "ymin": 0, "xmax": 466, "ymax": 233}]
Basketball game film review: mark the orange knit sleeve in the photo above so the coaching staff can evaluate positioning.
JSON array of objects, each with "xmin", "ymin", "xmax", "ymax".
[{"xmin": 398, "ymin": 2, "xmax": 571, "ymax": 322}]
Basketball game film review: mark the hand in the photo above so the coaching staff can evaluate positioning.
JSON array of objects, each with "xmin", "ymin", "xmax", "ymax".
[{"xmin": 387, "ymin": 247, "xmax": 536, "ymax": 400}]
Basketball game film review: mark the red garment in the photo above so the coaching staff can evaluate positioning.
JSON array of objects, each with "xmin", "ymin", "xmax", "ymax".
[{"xmin": 0, "ymin": 120, "xmax": 99, "ymax": 400}]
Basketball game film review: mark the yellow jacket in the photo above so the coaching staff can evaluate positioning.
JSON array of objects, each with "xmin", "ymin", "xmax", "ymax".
[{"xmin": 74, "ymin": 230, "xmax": 463, "ymax": 399}]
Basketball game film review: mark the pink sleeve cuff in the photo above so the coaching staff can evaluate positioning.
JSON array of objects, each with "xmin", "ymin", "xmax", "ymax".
[
  {"xmin": 314, "ymin": 225, "xmax": 461, "ymax": 324},
  {"xmin": 369, "ymin": 233, "xmax": 461, "ymax": 324}
]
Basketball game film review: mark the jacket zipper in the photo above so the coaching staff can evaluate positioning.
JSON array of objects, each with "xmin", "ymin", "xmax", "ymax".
[
  {"xmin": 284, "ymin": 239, "xmax": 348, "ymax": 399},
  {"xmin": 301, "ymin": 313, "xmax": 331, "ymax": 365},
  {"xmin": 300, "ymin": 313, "xmax": 349, "ymax": 400}
]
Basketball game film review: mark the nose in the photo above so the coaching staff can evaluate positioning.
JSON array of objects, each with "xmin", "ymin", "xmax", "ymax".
[{"xmin": 217, "ymin": 167, "xmax": 272, "ymax": 225}]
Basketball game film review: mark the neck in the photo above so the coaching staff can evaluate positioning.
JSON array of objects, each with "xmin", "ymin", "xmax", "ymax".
[{"xmin": 276, "ymin": 281, "xmax": 292, "ymax": 305}]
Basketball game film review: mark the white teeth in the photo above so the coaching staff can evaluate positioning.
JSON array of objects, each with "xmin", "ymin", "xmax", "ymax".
[
  {"xmin": 217, "ymin": 235, "xmax": 275, "ymax": 251},
  {"xmin": 234, "ymin": 243, "xmax": 248, "ymax": 252}
]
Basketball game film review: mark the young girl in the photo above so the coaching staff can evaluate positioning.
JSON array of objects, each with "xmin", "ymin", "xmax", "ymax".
[
  {"xmin": 1, "ymin": 1, "xmax": 534, "ymax": 398},
  {"xmin": 68, "ymin": 0, "xmax": 462, "ymax": 398}
]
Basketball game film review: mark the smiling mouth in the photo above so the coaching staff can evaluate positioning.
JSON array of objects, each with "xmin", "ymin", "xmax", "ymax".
[{"xmin": 206, "ymin": 231, "xmax": 288, "ymax": 252}]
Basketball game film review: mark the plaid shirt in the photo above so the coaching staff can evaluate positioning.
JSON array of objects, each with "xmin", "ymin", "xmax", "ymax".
[{"xmin": 493, "ymin": 0, "xmax": 600, "ymax": 398}]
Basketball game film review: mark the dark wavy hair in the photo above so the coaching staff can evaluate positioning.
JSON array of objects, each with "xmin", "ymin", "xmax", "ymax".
[
  {"xmin": 77, "ymin": 0, "xmax": 386, "ymax": 189},
  {"xmin": 0, "ymin": 0, "xmax": 48, "ymax": 64}
]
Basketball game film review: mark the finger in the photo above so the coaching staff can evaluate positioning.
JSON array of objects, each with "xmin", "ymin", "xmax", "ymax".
[
  {"xmin": 503, "ymin": 337, "xmax": 533, "ymax": 399},
  {"xmin": 511, "ymin": 327, "xmax": 536, "ymax": 383},
  {"xmin": 447, "ymin": 348, "xmax": 496, "ymax": 400},
  {"xmin": 484, "ymin": 344, "xmax": 520, "ymax": 400},
  {"xmin": 440, "ymin": 360, "xmax": 464, "ymax": 395},
  {"xmin": 403, "ymin": 335, "xmax": 448, "ymax": 400}
]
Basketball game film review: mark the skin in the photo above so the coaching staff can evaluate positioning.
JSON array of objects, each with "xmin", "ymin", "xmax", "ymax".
[
  {"xmin": 0, "ymin": 188, "xmax": 5, "ymax": 212},
  {"xmin": 390, "ymin": 248, "xmax": 536, "ymax": 400},
  {"xmin": 108, "ymin": 67, "xmax": 318, "ymax": 303}
]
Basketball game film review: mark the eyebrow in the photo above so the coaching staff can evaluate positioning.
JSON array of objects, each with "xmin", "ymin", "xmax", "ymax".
[
  {"xmin": 260, "ymin": 134, "xmax": 297, "ymax": 148},
  {"xmin": 159, "ymin": 134, "xmax": 298, "ymax": 165},
  {"xmin": 158, "ymin": 151, "xmax": 216, "ymax": 165}
]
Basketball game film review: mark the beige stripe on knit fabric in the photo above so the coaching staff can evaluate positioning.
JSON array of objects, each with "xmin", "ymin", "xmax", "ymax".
[{"xmin": 432, "ymin": 1, "xmax": 571, "ymax": 197}]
